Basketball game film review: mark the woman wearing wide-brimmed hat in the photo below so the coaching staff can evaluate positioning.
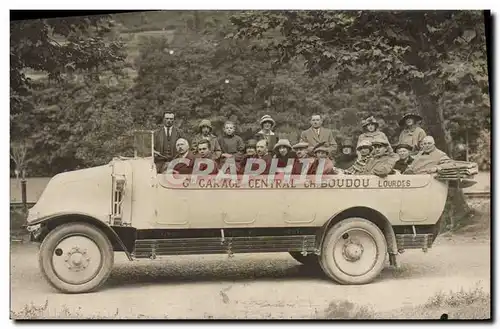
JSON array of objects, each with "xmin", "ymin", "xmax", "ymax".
[
  {"xmin": 254, "ymin": 114, "xmax": 279, "ymax": 152},
  {"xmin": 357, "ymin": 116, "xmax": 391, "ymax": 150},
  {"xmin": 272, "ymin": 138, "xmax": 296, "ymax": 171},
  {"xmin": 397, "ymin": 112, "xmax": 427, "ymax": 152}
]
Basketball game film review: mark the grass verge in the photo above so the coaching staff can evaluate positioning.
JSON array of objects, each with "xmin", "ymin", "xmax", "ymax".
[
  {"xmin": 321, "ymin": 284, "xmax": 490, "ymax": 320},
  {"xmin": 12, "ymin": 285, "xmax": 490, "ymax": 319}
]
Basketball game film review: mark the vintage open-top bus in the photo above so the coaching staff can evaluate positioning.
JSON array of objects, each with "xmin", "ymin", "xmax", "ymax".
[{"xmin": 24, "ymin": 131, "xmax": 477, "ymax": 293}]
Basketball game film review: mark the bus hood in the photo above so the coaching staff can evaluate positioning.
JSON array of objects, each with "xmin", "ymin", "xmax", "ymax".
[{"xmin": 26, "ymin": 165, "xmax": 114, "ymax": 225}]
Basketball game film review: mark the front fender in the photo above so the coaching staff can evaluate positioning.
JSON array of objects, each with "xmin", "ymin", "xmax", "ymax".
[
  {"xmin": 26, "ymin": 212, "xmax": 133, "ymax": 261},
  {"xmin": 316, "ymin": 206, "xmax": 398, "ymax": 256}
]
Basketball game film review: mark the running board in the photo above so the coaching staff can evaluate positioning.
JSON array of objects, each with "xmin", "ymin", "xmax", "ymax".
[
  {"xmin": 396, "ymin": 233, "xmax": 434, "ymax": 252},
  {"xmin": 132, "ymin": 235, "xmax": 317, "ymax": 259}
]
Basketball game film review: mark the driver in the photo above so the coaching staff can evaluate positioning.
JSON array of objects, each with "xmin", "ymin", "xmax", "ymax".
[{"xmin": 164, "ymin": 138, "xmax": 195, "ymax": 175}]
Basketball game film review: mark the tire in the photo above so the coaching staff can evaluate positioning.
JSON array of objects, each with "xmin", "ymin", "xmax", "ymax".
[
  {"xmin": 289, "ymin": 252, "xmax": 320, "ymax": 267},
  {"xmin": 319, "ymin": 217, "xmax": 387, "ymax": 285},
  {"xmin": 38, "ymin": 222, "xmax": 114, "ymax": 294}
]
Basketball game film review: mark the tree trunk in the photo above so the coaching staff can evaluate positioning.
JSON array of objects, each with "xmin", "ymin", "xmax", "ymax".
[
  {"xmin": 411, "ymin": 79, "xmax": 471, "ymax": 230},
  {"xmin": 411, "ymin": 80, "xmax": 451, "ymax": 153}
]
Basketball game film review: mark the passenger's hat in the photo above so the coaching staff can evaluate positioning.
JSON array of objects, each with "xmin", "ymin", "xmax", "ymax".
[
  {"xmin": 361, "ymin": 116, "xmax": 379, "ymax": 128},
  {"xmin": 314, "ymin": 146, "xmax": 330, "ymax": 154},
  {"xmin": 259, "ymin": 114, "xmax": 276, "ymax": 128},
  {"xmin": 356, "ymin": 140, "xmax": 373, "ymax": 150},
  {"xmin": 273, "ymin": 138, "xmax": 292, "ymax": 150},
  {"xmin": 394, "ymin": 143, "xmax": 413, "ymax": 152},
  {"xmin": 198, "ymin": 119, "xmax": 213, "ymax": 130},
  {"xmin": 371, "ymin": 136, "xmax": 390, "ymax": 147},
  {"xmin": 399, "ymin": 112, "xmax": 423, "ymax": 126},
  {"xmin": 313, "ymin": 142, "xmax": 329, "ymax": 154},
  {"xmin": 292, "ymin": 141, "xmax": 309, "ymax": 150}
]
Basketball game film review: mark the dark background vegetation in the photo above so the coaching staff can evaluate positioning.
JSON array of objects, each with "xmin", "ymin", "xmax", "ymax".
[{"xmin": 10, "ymin": 10, "xmax": 491, "ymax": 177}]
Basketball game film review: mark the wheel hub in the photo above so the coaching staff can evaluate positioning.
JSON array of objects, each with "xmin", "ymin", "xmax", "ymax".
[
  {"xmin": 64, "ymin": 247, "xmax": 90, "ymax": 271},
  {"xmin": 342, "ymin": 240, "xmax": 364, "ymax": 262},
  {"xmin": 51, "ymin": 235, "xmax": 102, "ymax": 285},
  {"xmin": 331, "ymin": 226, "xmax": 383, "ymax": 279}
]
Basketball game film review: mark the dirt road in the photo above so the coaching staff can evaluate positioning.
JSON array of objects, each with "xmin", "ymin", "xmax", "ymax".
[{"xmin": 10, "ymin": 235, "xmax": 490, "ymax": 319}]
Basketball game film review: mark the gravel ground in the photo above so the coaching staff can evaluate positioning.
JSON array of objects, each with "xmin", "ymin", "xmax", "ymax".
[{"xmin": 10, "ymin": 235, "xmax": 490, "ymax": 319}]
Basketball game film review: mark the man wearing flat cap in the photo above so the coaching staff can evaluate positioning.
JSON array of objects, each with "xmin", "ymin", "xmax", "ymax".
[
  {"xmin": 300, "ymin": 114, "xmax": 337, "ymax": 157},
  {"xmin": 393, "ymin": 143, "xmax": 415, "ymax": 173},
  {"xmin": 291, "ymin": 142, "xmax": 312, "ymax": 175},
  {"xmin": 397, "ymin": 112, "xmax": 427, "ymax": 153},
  {"xmin": 361, "ymin": 136, "xmax": 399, "ymax": 177},
  {"xmin": 307, "ymin": 143, "xmax": 340, "ymax": 175}
]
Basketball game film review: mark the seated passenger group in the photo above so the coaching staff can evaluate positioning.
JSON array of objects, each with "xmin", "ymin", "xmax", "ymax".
[{"xmin": 153, "ymin": 111, "xmax": 455, "ymax": 177}]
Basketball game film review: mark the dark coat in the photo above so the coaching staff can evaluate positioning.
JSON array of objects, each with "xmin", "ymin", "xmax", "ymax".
[
  {"xmin": 154, "ymin": 126, "xmax": 187, "ymax": 164},
  {"xmin": 171, "ymin": 152, "xmax": 196, "ymax": 175},
  {"xmin": 240, "ymin": 154, "xmax": 272, "ymax": 175},
  {"xmin": 300, "ymin": 127, "xmax": 337, "ymax": 155},
  {"xmin": 292, "ymin": 157, "xmax": 314, "ymax": 175},
  {"xmin": 394, "ymin": 156, "xmax": 414, "ymax": 173},
  {"xmin": 307, "ymin": 158, "xmax": 337, "ymax": 175},
  {"xmin": 194, "ymin": 155, "xmax": 219, "ymax": 175},
  {"xmin": 218, "ymin": 134, "xmax": 246, "ymax": 155},
  {"xmin": 238, "ymin": 155, "xmax": 256, "ymax": 175},
  {"xmin": 273, "ymin": 151, "xmax": 297, "ymax": 169},
  {"xmin": 335, "ymin": 154, "xmax": 357, "ymax": 170}
]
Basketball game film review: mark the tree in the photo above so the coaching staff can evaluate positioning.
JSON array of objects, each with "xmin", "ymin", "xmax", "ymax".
[
  {"xmin": 229, "ymin": 10, "xmax": 490, "ymax": 154},
  {"xmin": 10, "ymin": 14, "xmax": 128, "ymax": 176}
]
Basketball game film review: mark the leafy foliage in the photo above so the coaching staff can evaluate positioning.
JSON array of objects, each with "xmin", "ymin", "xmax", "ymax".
[
  {"xmin": 469, "ymin": 130, "xmax": 491, "ymax": 170},
  {"xmin": 10, "ymin": 14, "xmax": 129, "ymax": 175},
  {"xmin": 10, "ymin": 11, "xmax": 491, "ymax": 176},
  {"xmin": 230, "ymin": 10, "xmax": 490, "ymax": 153}
]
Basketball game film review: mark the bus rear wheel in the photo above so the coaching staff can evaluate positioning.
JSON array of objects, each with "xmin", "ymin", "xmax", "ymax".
[{"xmin": 319, "ymin": 217, "xmax": 387, "ymax": 285}]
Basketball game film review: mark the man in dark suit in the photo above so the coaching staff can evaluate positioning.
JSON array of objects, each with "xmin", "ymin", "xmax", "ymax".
[
  {"xmin": 154, "ymin": 111, "xmax": 187, "ymax": 173},
  {"xmin": 300, "ymin": 114, "xmax": 337, "ymax": 158}
]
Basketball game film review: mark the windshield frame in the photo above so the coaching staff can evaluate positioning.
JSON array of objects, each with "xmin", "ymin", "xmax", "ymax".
[{"xmin": 132, "ymin": 129, "xmax": 155, "ymax": 159}]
